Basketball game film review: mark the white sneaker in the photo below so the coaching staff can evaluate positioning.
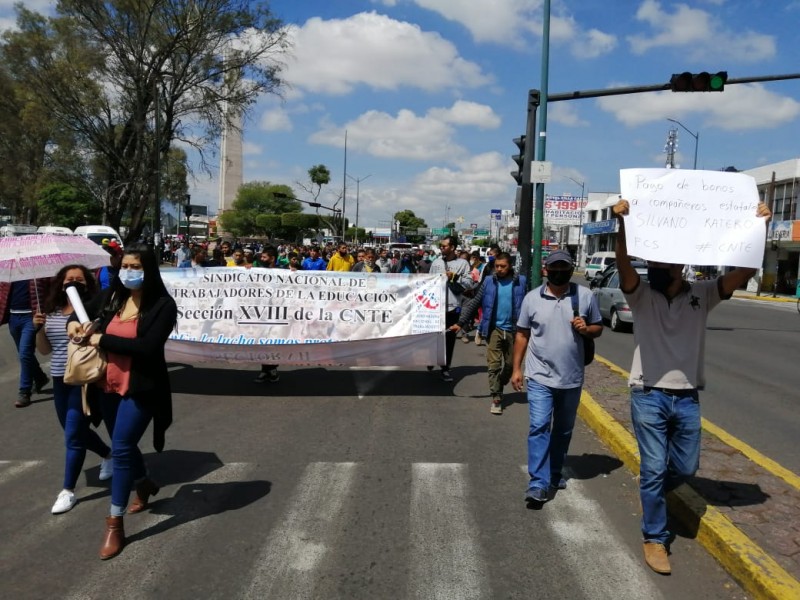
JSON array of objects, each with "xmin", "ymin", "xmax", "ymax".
[
  {"xmin": 99, "ymin": 457, "xmax": 113, "ymax": 481},
  {"xmin": 51, "ymin": 490, "xmax": 76, "ymax": 514}
]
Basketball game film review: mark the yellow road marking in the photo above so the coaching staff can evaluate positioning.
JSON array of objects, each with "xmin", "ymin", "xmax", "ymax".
[{"xmin": 594, "ymin": 355, "xmax": 800, "ymax": 491}]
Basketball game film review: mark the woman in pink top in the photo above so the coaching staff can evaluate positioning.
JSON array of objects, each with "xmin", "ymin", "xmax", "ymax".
[{"xmin": 69, "ymin": 243, "xmax": 177, "ymax": 560}]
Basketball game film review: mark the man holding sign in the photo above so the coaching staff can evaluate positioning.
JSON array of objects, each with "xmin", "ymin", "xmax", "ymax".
[{"xmin": 612, "ymin": 191, "xmax": 771, "ymax": 575}]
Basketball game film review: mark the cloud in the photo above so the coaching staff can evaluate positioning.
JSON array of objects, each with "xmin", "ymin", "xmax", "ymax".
[
  {"xmin": 549, "ymin": 103, "xmax": 588, "ymax": 127},
  {"xmin": 242, "ymin": 141, "xmax": 263, "ymax": 156},
  {"xmin": 309, "ymin": 100, "xmax": 500, "ymax": 160},
  {"xmin": 410, "ymin": 0, "xmax": 617, "ymax": 57},
  {"xmin": 428, "ymin": 100, "xmax": 501, "ymax": 129},
  {"xmin": 596, "ymin": 83, "xmax": 800, "ymax": 131},
  {"xmin": 627, "ymin": 0, "xmax": 775, "ymax": 62},
  {"xmin": 259, "ymin": 108, "xmax": 293, "ymax": 132},
  {"xmin": 283, "ymin": 12, "xmax": 491, "ymax": 95}
]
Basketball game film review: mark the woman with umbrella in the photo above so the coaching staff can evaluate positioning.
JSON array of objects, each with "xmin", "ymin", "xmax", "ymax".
[
  {"xmin": 68, "ymin": 243, "xmax": 177, "ymax": 560},
  {"xmin": 34, "ymin": 265, "xmax": 114, "ymax": 514}
]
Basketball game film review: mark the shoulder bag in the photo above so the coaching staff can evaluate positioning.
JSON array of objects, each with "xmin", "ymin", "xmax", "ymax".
[{"xmin": 570, "ymin": 284, "xmax": 595, "ymax": 366}]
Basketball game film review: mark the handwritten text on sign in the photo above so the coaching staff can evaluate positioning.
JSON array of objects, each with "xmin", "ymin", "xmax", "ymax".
[{"xmin": 619, "ymin": 169, "xmax": 766, "ymax": 268}]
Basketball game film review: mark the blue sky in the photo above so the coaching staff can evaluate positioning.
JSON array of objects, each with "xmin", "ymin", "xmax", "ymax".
[{"xmin": 3, "ymin": 1, "xmax": 800, "ymax": 233}]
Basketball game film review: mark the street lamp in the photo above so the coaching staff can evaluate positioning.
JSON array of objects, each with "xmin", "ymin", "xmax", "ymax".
[
  {"xmin": 565, "ymin": 176, "xmax": 585, "ymax": 267},
  {"xmin": 347, "ymin": 173, "xmax": 371, "ymax": 244},
  {"xmin": 666, "ymin": 118, "xmax": 699, "ymax": 170}
]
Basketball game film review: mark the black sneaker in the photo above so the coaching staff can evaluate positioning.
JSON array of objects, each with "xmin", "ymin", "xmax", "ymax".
[
  {"xmin": 34, "ymin": 375, "xmax": 49, "ymax": 394},
  {"xmin": 254, "ymin": 369, "xmax": 280, "ymax": 383},
  {"xmin": 15, "ymin": 392, "xmax": 32, "ymax": 408}
]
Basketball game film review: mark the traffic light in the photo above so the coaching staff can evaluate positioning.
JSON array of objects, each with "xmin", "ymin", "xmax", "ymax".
[
  {"xmin": 511, "ymin": 135, "xmax": 525, "ymax": 185},
  {"xmin": 670, "ymin": 71, "xmax": 727, "ymax": 92},
  {"xmin": 184, "ymin": 193, "xmax": 192, "ymax": 218}
]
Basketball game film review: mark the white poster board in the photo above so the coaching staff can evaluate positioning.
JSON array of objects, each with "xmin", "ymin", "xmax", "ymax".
[{"xmin": 619, "ymin": 169, "xmax": 766, "ymax": 268}]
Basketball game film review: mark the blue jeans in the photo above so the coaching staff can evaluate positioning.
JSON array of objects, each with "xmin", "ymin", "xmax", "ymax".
[
  {"xmin": 8, "ymin": 313, "xmax": 46, "ymax": 393},
  {"xmin": 526, "ymin": 379, "xmax": 582, "ymax": 492},
  {"xmin": 631, "ymin": 387, "xmax": 701, "ymax": 544},
  {"xmin": 103, "ymin": 394, "xmax": 153, "ymax": 516},
  {"xmin": 52, "ymin": 377, "xmax": 111, "ymax": 489}
]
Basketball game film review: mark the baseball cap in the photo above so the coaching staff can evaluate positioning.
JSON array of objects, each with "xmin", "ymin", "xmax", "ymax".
[{"xmin": 544, "ymin": 250, "xmax": 574, "ymax": 267}]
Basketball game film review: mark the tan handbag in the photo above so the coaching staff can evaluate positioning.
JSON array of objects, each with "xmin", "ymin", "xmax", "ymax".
[{"xmin": 64, "ymin": 341, "xmax": 107, "ymax": 386}]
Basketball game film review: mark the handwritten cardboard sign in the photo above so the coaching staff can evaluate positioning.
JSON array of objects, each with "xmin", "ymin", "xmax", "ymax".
[{"xmin": 619, "ymin": 168, "xmax": 766, "ymax": 268}]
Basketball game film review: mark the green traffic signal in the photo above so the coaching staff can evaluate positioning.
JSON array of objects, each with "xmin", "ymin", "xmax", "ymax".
[
  {"xmin": 709, "ymin": 71, "xmax": 727, "ymax": 91},
  {"xmin": 670, "ymin": 71, "xmax": 727, "ymax": 92}
]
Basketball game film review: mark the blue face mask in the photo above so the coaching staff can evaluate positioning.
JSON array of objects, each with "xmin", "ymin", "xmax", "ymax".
[
  {"xmin": 488, "ymin": 255, "xmax": 496, "ymax": 263},
  {"xmin": 119, "ymin": 269, "xmax": 145, "ymax": 290}
]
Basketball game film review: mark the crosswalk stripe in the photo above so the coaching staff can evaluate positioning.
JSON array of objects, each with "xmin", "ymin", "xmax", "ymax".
[
  {"xmin": 66, "ymin": 462, "xmax": 252, "ymax": 600},
  {"xmin": 0, "ymin": 460, "xmax": 43, "ymax": 485},
  {"xmin": 519, "ymin": 466, "xmax": 662, "ymax": 599},
  {"xmin": 409, "ymin": 463, "xmax": 489, "ymax": 600},
  {"xmin": 242, "ymin": 461, "xmax": 357, "ymax": 599}
]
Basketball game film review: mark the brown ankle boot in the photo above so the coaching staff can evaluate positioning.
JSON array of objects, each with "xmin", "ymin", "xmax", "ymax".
[
  {"xmin": 99, "ymin": 516, "xmax": 125, "ymax": 560},
  {"xmin": 128, "ymin": 477, "xmax": 160, "ymax": 514}
]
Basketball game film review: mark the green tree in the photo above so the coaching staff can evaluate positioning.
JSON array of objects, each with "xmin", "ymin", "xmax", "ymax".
[
  {"xmin": 37, "ymin": 183, "xmax": 101, "ymax": 229},
  {"xmin": 1, "ymin": 1, "xmax": 290, "ymax": 242},
  {"xmin": 218, "ymin": 182, "xmax": 301, "ymax": 237},
  {"xmin": 345, "ymin": 226, "xmax": 368, "ymax": 243},
  {"xmin": 394, "ymin": 210, "xmax": 428, "ymax": 243}
]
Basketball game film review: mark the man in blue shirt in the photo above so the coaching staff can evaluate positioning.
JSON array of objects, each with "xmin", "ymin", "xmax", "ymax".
[
  {"xmin": 451, "ymin": 253, "xmax": 526, "ymax": 414},
  {"xmin": 511, "ymin": 250, "xmax": 602, "ymax": 504},
  {"xmin": 301, "ymin": 246, "xmax": 327, "ymax": 271}
]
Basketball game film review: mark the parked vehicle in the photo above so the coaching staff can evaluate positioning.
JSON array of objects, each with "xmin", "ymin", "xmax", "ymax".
[
  {"xmin": 0, "ymin": 224, "xmax": 38, "ymax": 237},
  {"xmin": 73, "ymin": 225, "xmax": 123, "ymax": 248},
  {"xmin": 590, "ymin": 262, "xmax": 648, "ymax": 332},
  {"xmin": 584, "ymin": 251, "xmax": 616, "ymax": 280},
  {"xmin": 36, "ymin": 226, "xmax": 74, "ymax": 235}
]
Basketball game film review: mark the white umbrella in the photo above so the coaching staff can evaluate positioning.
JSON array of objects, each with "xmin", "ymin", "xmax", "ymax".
[{"xmin": 0, "ymin": 234, "xmax": 111, "ymax": 283}]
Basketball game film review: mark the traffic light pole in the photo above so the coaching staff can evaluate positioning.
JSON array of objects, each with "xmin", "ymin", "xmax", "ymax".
[
  {"xmin": 530, "ymin": 1, "xmax": 552, "ymax": 290},
  {"xmin": 516, "ymin": 90, "xmax": 539, "ymax": 290}
]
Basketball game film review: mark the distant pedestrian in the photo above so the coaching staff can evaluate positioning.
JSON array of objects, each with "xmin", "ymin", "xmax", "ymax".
[
  {"xmin": 451, "ymin": 253, "xmax": 526, "ymax": 414},
  {"xmin": 0, "ymin": 278, "xmax": 50, "ymax": 407},
  {"xmin": 428, "ymin": 235, "xmax": 472, "ymax": 382}
]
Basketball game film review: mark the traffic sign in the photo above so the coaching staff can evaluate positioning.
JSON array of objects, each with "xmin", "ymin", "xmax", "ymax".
[{"xmin": 531, "ymin": 161, "xmax": 552, "ymax": 183}]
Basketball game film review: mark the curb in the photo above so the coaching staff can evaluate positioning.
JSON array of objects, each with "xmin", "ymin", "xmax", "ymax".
[{"xmin": 578, "ymin": 389, "xmax": 800, "ymax": 600}]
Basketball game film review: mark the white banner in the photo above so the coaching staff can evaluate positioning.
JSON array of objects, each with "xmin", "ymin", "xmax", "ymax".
[
  {"xmin": 619, "ymin": 168, "xmax": 766, "ymax": 268},
  {"xmin": 162, "ymin": 268, "xmax": 446, "ymax": 366}
]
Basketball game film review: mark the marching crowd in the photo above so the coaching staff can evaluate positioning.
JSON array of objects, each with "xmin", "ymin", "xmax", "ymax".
[{"xmin": 0, "ymin": 198, "xmax": 772, "ymax": 575}]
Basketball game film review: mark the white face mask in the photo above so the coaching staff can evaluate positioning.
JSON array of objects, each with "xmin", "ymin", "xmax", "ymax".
[{"xmin": 119, "ymin": 269, "xmax": 145, "ymax": 290}]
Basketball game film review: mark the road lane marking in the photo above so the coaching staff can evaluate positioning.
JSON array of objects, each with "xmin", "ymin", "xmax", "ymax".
[
  {"xmin": 594, "ymin": 355, "xmax": 800, "ymax": 490},
  {"xmin": 242, "ymin": 461, "xmax": 356, "ymax": 599},
  {"xmin": 409, "ymin": 463, "xmax": 489, "ymax": 600},
  {"xmin": 66, "ymin": 463, "xmax": 251, "ymax": 600}
]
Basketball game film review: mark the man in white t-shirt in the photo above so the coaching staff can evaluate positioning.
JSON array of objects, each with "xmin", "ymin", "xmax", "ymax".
[{"xmin": 612, "ymin": 198, "xmax": 771, "ymax": 575}]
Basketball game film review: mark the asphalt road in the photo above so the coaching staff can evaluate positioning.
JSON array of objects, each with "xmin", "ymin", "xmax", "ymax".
[
  {"xmin": 588, "ymin": 289, "xmax": 800, "ymax": 474},
  {"xmin": 0, "ymin": 332, "xmax": 748, "ymax": 599}
]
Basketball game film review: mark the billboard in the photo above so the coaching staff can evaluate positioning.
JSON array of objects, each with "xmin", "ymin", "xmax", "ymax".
[{"xmin": 544, "ymin": 195, "xmax": 585, "ymax": 226}]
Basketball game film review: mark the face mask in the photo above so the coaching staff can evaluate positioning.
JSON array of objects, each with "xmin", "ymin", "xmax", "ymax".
[
  {"xmin": 647, "ymin": 267, "xmax": 673, "ymax": 295},
  {"xmin": 488, "ymin": 255, "xmax": 496, "ymax": 263},
  {"xmin": 119, "ymin": 269, "xmax": 145, "ymax": 290},
  {"xmin": 547, "ymin": 269, "xmax": 572, "ymax": 286},
  {"xmin": 364, "ymin": 259, "xmax": 373, "ymax": 267},
  {"xmin": 64, "ymin": 281, "xmax": 87, "ymax": 298}
]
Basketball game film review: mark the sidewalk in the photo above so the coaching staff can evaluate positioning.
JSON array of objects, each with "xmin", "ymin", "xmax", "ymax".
[{"xmin": 581, "ymin": 358, "xmax": 800, "ymax": 600}]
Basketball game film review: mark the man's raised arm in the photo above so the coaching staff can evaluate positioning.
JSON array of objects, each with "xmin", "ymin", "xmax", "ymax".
[{"xmin": 612, "ymin": 199, "xmax": 640, "ymax": 294}]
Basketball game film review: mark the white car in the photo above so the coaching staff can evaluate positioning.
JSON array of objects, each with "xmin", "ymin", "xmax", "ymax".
[{"xmin": 590, "ymin": 262, "xmax": 648, "ymax": 332}]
